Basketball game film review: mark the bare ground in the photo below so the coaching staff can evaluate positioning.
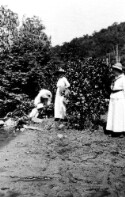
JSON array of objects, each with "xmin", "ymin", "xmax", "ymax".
[{"xmin": 0, "ymin": 118, "xmax": 125, "ymax": 197}]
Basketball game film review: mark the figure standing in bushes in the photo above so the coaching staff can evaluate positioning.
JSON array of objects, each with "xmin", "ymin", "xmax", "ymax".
[
  {"xmin": 29, "ymin": 89, "xmax": 52, "ymax": 119},
  {"xmin": 54, "ymin": 68, "xmax": 70, "ymax": 128},
  {"xmin": 106, "ymin": 62, "xmax": 125, "ymax": 137}
]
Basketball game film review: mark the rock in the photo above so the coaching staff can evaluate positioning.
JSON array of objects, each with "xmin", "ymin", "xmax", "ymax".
[
  {"xmin": 57, "ymin": 134, "xmax": 64, "ymax": 139},
  {"xmin": 20, "ymin": 128, "xmax": 25, "ymax": 132},
  {"xmin": 4, "ymin": 118, "xmax": 16, "ymax": 127},
  {"xmin": 58, "ymin": 124, "xmax": 65, "ymax": 130}
]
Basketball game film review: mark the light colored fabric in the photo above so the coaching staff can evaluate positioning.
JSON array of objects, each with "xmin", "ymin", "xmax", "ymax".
[
  {"xmin": 106, "ymin": 74, "xmax": 125, "ymax": 132},
  {"xmin": 54, "ymin": 77, "xmax": 70, "ymax": 119},
  {"xmin": 29, "ymin": 108, "xmax": 39, "ymax": 118},
  {"xmin": 37, "ymin": 103, "xmax": 44, "ymax": 109},
  {"xmin": 34, "ymin": 89, "xmax": 52, "ymax": 107},
  {"xmin": 30, "ymin": 89, "xmax": 52, "ymax": 119}
]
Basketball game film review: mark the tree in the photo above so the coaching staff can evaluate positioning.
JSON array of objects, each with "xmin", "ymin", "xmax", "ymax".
[
  {"xmin": 0, "ymin": 7, "xmax": 52, "ymax": 116},
  {"xmin": 8, "ymin": 16, "xmax": 52, "ymax": 97},
  {"xmin": 0, "ymin": 5, "xmax": 19, "ymax": 52}
]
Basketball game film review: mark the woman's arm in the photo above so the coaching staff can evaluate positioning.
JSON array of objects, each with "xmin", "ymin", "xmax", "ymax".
[
  {"xmin": 122, "ymin": 75, "xmax": 125, "ymax": 96},
  {"xmin": 64, "ymin": 77, "xmax": 70, "ymax": 88}
]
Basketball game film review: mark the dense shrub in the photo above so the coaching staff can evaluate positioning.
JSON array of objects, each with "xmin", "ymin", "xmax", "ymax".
[{"xmin": 63, "ymin": 58, "xmax": 112, "ymax": 129}]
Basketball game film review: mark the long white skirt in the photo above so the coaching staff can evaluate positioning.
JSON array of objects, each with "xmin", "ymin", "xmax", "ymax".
[
  {"xmin": 54, "ymin": 89, "xmax": 66, "ymax": 119},
  {"xmin": 106, "ymin": 98, "xmax": 125, "ymax": 132}
]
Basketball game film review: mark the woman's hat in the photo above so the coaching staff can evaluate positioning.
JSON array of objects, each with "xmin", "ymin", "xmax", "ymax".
[
  {"xmin": 112, "ymin": 62, "xmax": 123, "ymax": 71},
  {"xmin": 55, "ymin": 68, "xmax": 66, "ymax": 74}
]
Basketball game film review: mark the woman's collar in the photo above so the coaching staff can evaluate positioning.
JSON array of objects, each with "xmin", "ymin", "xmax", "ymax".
[{"xmin": 115, "ymin": 73, "xmax": 124, "ymax": 80}]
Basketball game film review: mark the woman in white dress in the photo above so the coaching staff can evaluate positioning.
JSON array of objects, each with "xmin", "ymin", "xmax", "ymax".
[
  {"xmin": 106, "ymin": 62, "xmax": 125, "ymax": 136},
  {"xmin": 54, "ymin": 68, "xmax": 70, "ymax": 124}
]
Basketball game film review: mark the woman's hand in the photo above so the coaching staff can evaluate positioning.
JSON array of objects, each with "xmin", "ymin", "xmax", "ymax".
[{"xmin": 59, "ymin": 87, "xmax": 65, "ymax": 96}]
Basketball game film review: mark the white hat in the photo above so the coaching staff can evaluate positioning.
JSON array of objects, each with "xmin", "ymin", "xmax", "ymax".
[
  {"xmin": 112, "ymin": 62, "xmax": 122, "ymax": 71},
  {"xmin": 56, "ymin": 68, "xmax": 66, "ymax": 74}
]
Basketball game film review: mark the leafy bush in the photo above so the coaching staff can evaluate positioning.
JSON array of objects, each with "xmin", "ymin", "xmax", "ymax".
[{"xmin": 63, "ymin": 58, "xmax": 112, "ymax": 129}]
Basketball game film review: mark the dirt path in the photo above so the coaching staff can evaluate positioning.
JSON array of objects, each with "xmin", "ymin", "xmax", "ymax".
[{"xmin": 0, "ymin": 118, "xmax": 125, "ymax": 197}]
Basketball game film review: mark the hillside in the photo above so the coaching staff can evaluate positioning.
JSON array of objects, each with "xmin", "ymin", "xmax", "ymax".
[{"xmin": 52, "ymin": 22, "xmax": 125, "ymax": 65}]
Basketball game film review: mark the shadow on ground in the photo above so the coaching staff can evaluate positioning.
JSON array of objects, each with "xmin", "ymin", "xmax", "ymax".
[{"xmin": 0, "ymin": 128, "xmax": 21, "ymax": 149}]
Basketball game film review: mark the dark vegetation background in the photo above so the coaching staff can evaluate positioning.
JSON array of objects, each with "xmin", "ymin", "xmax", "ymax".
[{"xmin": 0, "ymin": 5, "xmax": 125, "ymax": 129}]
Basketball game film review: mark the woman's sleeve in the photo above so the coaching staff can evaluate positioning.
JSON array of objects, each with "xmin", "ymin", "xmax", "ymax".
[
  {"xmin": 34, "ymin": 90, "xmax": 43, "ymax": 105},
  {"xmin": 57, "ymin": 79, "xmax": 64, "ymax": 87},
  {"xmin": 122, "ymin": 76, "xmax": 125, "ymax": 95},
  {"xmin": 34, "ymin": 95, "xmax": 40, "ymax": 106},
  {"xmin": 64, "ymin": 78, "xmax": 70, "ymax": 88}
]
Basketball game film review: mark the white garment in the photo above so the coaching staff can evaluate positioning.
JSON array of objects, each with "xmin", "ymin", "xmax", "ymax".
[
  {"xmin": 54, "ymin": 77, "xmax": 70, "ymax": 119},
  {"xmin": 29, "ymin": 108, "xmax": 39, "ymax": 118},
  {"xmin": 36, "ymin": 103, "xmax": 44, "ymax": 109},
  {"xmin": 106, "ymin": 74, "xmax": 125, "ymax": 132},
  {"xmin": 29, "ymin": 89, "xmax": 52, "ymax": 119},
  {"xmin": 34, "ymin": 89, "xmax": 52, "ymax": 107}
]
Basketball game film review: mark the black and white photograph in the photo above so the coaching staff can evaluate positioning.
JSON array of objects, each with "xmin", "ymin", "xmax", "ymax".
[{"xmin": 0, "ymin": 0, "xmax": 125, "ymax": 196}]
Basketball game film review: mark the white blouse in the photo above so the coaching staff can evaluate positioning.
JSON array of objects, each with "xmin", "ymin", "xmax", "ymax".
[
  {"xmin": 110, "ymin": 74, "xmax": 125, "ymax": 99},
  {"xmin": 57, "ymin": 77, "xmax": 70, "ymax": 89}
]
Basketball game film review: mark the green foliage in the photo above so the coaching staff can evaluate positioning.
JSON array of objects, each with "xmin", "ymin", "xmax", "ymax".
[
  {"xmin": 9, "ymin": 15, "xmax": 51, "ymax": 97},
  {"xmin": 0, "ymin": 6, "xmax": 53, "ymax": 117},
  {"xmin": 0, "ymin": 5, "xmax": 19, "ymax": 51},
  {"xmin": 63, "ymin": 58, "xmax": 112, "ymax": 129}
]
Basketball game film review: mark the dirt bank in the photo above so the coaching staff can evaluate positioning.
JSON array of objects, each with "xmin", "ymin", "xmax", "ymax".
[{"xmin": 0, "ymin": 118, "xmax": 125, "ymax": 197}]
